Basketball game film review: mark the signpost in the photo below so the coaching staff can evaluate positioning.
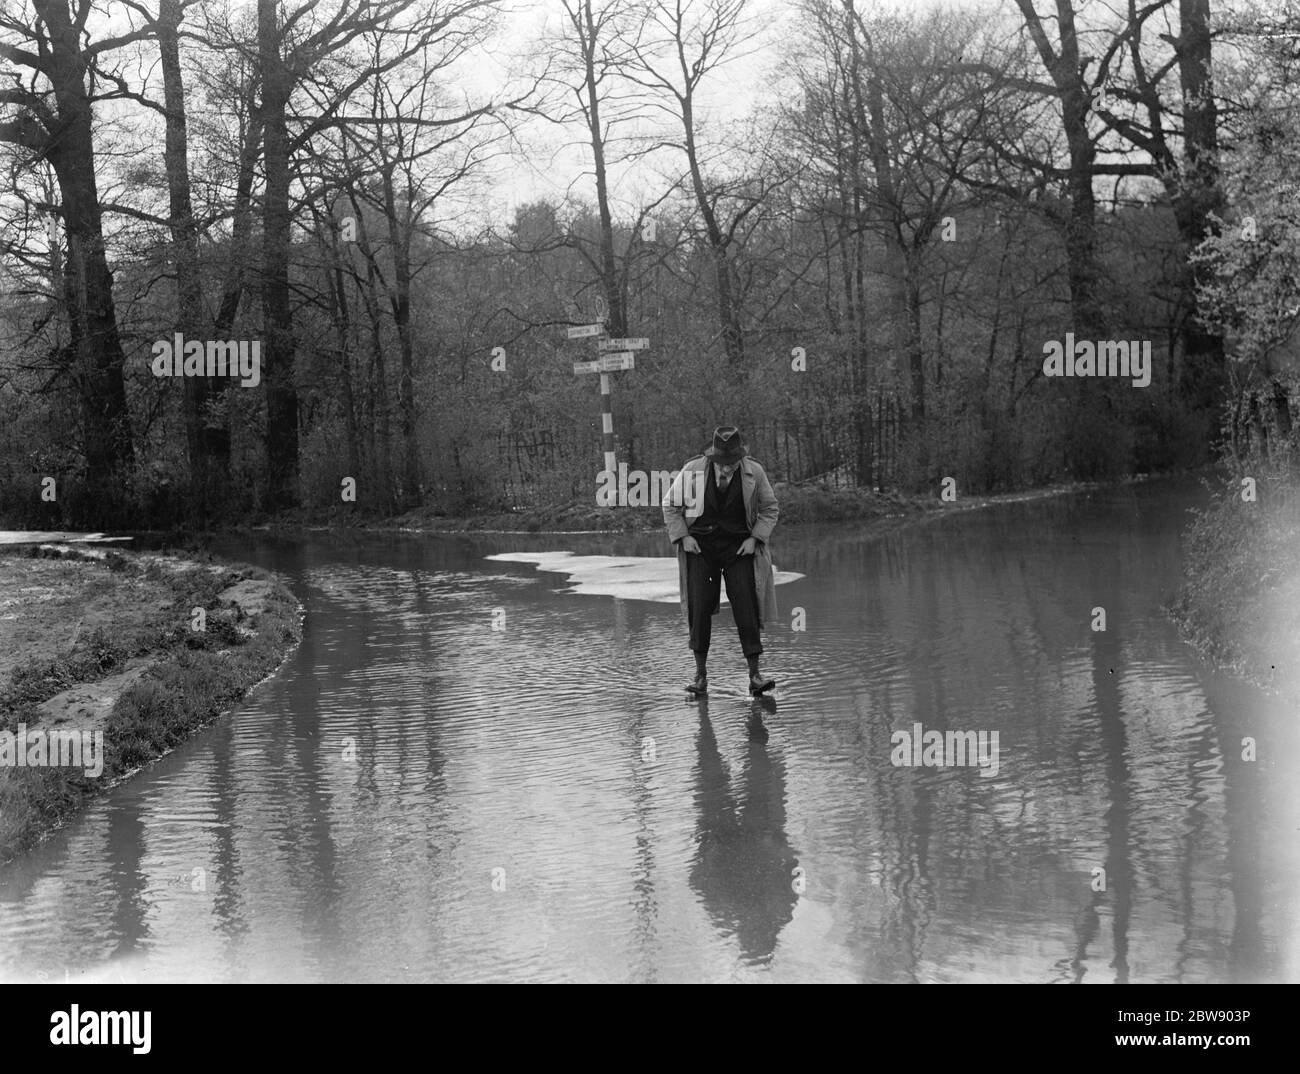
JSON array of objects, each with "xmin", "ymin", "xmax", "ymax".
[
  {"xmin": 564, "ymin": 314, "xmax": 649, "ymax": 474},
  {"xmin": 598, "ymin": 352, "xmax": 634, "ymax": 372},
  {"xmin": 573, "ymin": 354, "xmax": 634, "ymax": 373}
]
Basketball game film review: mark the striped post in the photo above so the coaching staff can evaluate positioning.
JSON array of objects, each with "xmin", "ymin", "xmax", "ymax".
[{"xmin": 600, "ymin": 373, "xmax": 616, "ymax": 473}]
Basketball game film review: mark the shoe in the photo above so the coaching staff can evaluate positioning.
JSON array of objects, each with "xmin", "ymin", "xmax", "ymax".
[
  {"xmin": 686, "ymin": 674, "xmax": 708, "ymax": 696},
  {"xmin": 748, "ymin": 672, "xmax": 775, "ymax": 696}
]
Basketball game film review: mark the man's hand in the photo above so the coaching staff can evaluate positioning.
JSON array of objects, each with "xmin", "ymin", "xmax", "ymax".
[
  {"xmin": 681, "ymin": 536, "xmax": 702, "ymax": 554},
  {"xmin": 738, "ymin": 537, "xmax": 757, "ymax": 556}
]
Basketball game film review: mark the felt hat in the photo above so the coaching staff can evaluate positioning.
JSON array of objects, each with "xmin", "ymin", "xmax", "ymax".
[{"xmin": 703, "ymin": 425, "xmax": 748, "ymax": 463}]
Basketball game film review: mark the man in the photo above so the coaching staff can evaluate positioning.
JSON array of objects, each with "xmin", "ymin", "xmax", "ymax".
[{"xmin": 663, "ymin": 425, "xmax": 779, "ymax": 697}]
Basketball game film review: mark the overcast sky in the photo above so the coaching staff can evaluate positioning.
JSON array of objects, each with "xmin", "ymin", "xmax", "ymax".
[{"xmin": 469, "ymin": 0, "xmax": 801, "ymax": 226}]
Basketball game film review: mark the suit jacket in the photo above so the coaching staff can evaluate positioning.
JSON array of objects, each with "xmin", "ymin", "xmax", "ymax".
[{"xmin": 662, "ymin": 455, "xmax": 780, "ymax": 629}]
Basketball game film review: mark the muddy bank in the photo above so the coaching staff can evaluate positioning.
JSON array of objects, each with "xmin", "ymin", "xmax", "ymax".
[{"xmin": 0, "ymin": 544, "xmax": 302, "ymax": 862}]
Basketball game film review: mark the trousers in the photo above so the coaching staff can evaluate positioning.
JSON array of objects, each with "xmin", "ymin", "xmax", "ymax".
[{"xmin": 686, "ymin": 537, "xmax": 762, "ymax": 658}]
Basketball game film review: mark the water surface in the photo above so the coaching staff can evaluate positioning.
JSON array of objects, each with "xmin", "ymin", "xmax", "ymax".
[{"xmin": 1, "ymin": 479, "xmax": 1296, "ymax": 982}]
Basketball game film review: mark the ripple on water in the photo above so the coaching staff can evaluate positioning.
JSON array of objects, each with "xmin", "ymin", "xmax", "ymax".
[{"xmin": 2, "ymin": 493, "xmax": 1298, "ymax": 983}]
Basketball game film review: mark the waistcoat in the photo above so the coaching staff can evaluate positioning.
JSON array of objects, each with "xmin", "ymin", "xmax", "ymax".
[{"xmin": 689, "ymin": 463, "xmax": 749, "ymax": 539}]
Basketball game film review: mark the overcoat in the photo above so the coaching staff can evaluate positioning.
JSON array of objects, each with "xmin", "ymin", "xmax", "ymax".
[{"xmin": 662, "ymin": 455, "xmax": 779, "ymax": 629}]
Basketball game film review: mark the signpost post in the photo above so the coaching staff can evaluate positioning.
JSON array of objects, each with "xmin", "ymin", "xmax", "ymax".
[{"xmin": 566, "ymin": 321, "xmax": 649, "ymax": 475}]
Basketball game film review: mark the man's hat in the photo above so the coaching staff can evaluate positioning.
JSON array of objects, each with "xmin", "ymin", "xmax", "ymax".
[{"xmin": 704, "ymin": 425, "xmax": 748, "ymax": 463}]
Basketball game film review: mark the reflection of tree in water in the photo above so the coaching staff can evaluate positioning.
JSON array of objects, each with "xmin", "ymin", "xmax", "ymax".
[
  {"xmin": 1063, "ymin": 548, "xmax": 1134, "ymax": 984},
  {"xmin": 105, "ymin": 793, "xmax": 148, "ymax": 963},
  {"xmin": 878, "ymin": 559, "xmax": 943, "ymax": 982},
  {"xmin": 1197, "ymin": 671, "xmax": 1268, "ymax": 983},
  {"xmin": 688, "ymin": 698, "xmax": 799, "ymax": 966}
]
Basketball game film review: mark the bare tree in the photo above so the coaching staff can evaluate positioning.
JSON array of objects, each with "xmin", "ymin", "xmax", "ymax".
[
  {"xmin": 0, "ymin": 0, "xmax": 151, "ymax": 499},
  {"xmin": 251, "ymin": 0, "xmax": 509, "ymax": 509},
  {"xmin": 621, "ymin": 0, "xmax": 764, "ymax": 365},
  {"xmin": 1094, "ymin": 0, "xmax": 1225, "ymax": 417},
  {"xmin": 787, "ymin": 0, "xmax": 1013, "ymax": 482},
  {"xmin": 1011, "ymin": 0, "xmax": 1113, "ymax": 338},
  {"xmin": 543, "ymin": 0, "xmax": 653, "ymax": 341},
  {"xmin": 152, "ymin": 0, "xmax": 223, "ymax": 514}
]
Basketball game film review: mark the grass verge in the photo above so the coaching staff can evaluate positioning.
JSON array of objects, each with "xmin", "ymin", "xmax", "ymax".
[
  {"xmin": 1168, "ymin": 461, "xmax": 1300, "ymax": 702},
  {"xmin": 0, "ymin": 546, "xmax": 301, "ymax": 862}
]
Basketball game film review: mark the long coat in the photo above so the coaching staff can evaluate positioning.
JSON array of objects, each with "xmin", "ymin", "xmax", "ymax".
[{"xmin": 662, "ymin": 455, "xmax": 780, "ymax": 630}]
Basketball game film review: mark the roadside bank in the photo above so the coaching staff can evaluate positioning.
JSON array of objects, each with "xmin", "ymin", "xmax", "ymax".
[
  {"xmin": 1169, "ymin": 467, "xmax": 1300, "ymax": 706},
  {"xmin": 0, "ymin": 543, "xmax": 301, "ymax": 862}
]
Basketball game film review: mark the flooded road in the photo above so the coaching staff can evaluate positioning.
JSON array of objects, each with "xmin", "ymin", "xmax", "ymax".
[{"xmin": 2, "ymin": 478, "xmax": 1297, "ymax": 982}]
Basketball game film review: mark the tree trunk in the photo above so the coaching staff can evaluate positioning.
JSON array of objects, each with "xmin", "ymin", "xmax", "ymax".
[
  {"xmin": 348, "ymin": 197, "xmax": 396, "ymax": 511},
  {"xmin": 1015, "ymin": 0, "xmax": 1107, "ymax": 338},
  {"xmin": 682, "ymin": 94, "xmax": 743, "ymax": 364},
  {"xmin": 158, "ymin": 0, "xmax": 218, "ymax": 519},
  {"xmin": 257, "ymin": 0, "xmax": 300, "ymax": 510},
  {"xmin": 581, "ymin": 0, "xmax": 628, "ymax": 340},
  {"xmin": 380, "ymin": 165, "xmax": 421, "ymax": 508},
  {"xmin": 847, "ymin": 0, "xmax": 924, "ymax": 474},
  {"xmin": 319, "ymin": 212, "xmax": 363, "ymax": 479},
  {"xmin": 208, "ymin": 110, "xmax": 262, "ymax": 488},
  {"xmin": 1173, "ymin": 0, "xmax": 1225, "ymax": 426},
  {"xmin": 32, "ymin": 0, "xmax": 134, "ymax": 504}
]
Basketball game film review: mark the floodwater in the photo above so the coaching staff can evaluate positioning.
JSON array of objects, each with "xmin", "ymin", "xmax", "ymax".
[{"xmin": 1, "ymin": 478, "xmax": 1297, "ymax": 982}]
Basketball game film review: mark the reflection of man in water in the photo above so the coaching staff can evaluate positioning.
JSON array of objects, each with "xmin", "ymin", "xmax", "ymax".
[
  {"xmin": 663, "ymin": 425, "xmax": 779, "ymax": 697},
  {"xmin": 689, "ymin": 698, "xmax": 798, "ymax": 966}
]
